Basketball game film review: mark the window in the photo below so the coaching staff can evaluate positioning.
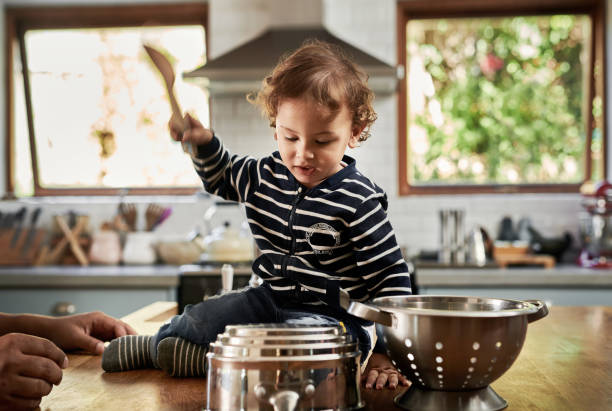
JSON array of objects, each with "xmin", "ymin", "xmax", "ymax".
[
  {"xmin": 5, "ymin": 4, "xmax": 209, "ymax": 197},
  {"xmin": 397, "ymin": 0, "xmax": 606, "ymax": 195}
]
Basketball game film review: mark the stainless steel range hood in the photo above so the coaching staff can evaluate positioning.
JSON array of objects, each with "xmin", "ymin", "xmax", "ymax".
[{"xmin": 183, "ymin": 27, "xmax": 399, "ymax": 95}]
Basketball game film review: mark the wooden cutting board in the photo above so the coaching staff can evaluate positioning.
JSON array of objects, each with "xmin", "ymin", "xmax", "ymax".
[{"xmin": 495, "ymin": 253, "xmax": 555, "ymax": 268}]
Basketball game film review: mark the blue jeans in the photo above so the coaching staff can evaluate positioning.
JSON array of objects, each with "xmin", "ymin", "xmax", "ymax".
[{"xmin": 151, "ymin": 284, "xmax": 372, "ymax": 364}]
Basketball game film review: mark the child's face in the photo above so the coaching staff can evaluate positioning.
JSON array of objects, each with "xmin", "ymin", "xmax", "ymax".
[{"xmin": 274, "ymin": 97, "xmax": 362, "ymax": 188}]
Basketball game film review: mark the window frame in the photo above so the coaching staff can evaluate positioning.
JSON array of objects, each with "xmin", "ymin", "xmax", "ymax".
[
  {"xmin": 396, "ymin": 0, "xmax": 607, "ymax": 195},
  {"xmin": 4, "ymin": 3, "xmax": 209, "ymax": 197}
]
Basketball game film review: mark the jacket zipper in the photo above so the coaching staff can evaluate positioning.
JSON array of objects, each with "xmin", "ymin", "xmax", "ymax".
[{"xmin": 282, "ymin": 186, "xmax": 305, "ymax": 280}]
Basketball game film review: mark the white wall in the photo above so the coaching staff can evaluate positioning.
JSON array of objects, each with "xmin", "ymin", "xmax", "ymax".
[{"xmin": 0, "ymin": 0, "xmax": 603, "ymax": 256}]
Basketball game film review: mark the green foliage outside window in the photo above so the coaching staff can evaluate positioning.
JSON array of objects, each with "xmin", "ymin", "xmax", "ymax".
[{"xmin": 407, "ymin": 15, "xmax": 594, "ymax": 185}]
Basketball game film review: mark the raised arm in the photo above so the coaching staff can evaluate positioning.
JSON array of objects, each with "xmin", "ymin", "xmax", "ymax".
[{"xmin": 169, "ymin": 113, "xmax": 260, "ymax": 202}]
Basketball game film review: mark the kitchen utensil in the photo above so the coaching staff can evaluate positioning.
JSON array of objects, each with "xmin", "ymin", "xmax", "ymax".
[
  {"xmin": 146, "ymin": 204, "xmax": 172, "ymax": 231},
  {"xmin": 145, "ymin": 203, "xmax": 163, "ymax": 231},
  {"xmin": 467, "ymin": 227, "xmax": 487, "ymax": 266},
  {"xmin": 119, "ymin": 202, "xmax": 137, "ymax": 232},
  {"xmin": 439, "ymin": 209, "xmax": 452, "ymax": 263},
  {"xmin": 9, "ymin": 207, "xmax": 26, "ymax": 248},
  {"xmin": 33, "ymin": 229, "xmax": 52, "ymax": 266},
  {"xmin": 438, "ymin": 209, "xmax": 466, "ymax": 264},
  {"xmin": 143, "ymin": 44, "xmax": 192, "ymax": 155},
  {"xmin": 20, "ymin": 207, "xmax": 42, "ymax": 256},
  {"xmin": 452, "ymin": 209, "xmax": 466, "ymax": 264},
  {"xmin": 0, "ymin": 210, "xmax": 13, "ymax": 233},
  {"xmin": 42, "ymin": 214, "xmax": 89, "ymax": 265},
  {"xmin": 55, "ymin": 215, "xmax": 89, "ymax": 266},
  {"xmin": 153, "ymin": 207, "xmax": 172, "ymax": 230},
  {"xmin": 205, "ymin": 324, "xmax": 363, "ymax": 411},
  {"xmin": 348, "ymin": 295, "xmax": 548, "ymax": 411}
]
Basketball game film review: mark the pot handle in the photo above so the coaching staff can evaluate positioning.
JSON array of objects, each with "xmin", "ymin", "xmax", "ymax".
[
  {"xmin": 347, "ymin": 301, "xmax": 395, "ymax": 327},
  {"xmin": 523, "ymin": 299, "xmax": 549, "ymax": 323},
  {"xmin": 268, "ymin": 390, "xmax": 300, "ymax": 411}
]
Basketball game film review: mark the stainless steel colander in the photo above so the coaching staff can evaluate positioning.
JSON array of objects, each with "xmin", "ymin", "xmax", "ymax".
[{"xmin": 348, "ymin": 295, "xmax": 548, "ymax": 411}]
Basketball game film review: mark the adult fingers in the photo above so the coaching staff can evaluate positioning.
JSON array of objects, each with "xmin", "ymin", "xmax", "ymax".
[
  {"xmin": 364, "ymin": 369, "xmax": 379, "ymax": 389},
  {"xmin": 4, "ymin": 395, "xmax": 41, "ymax": 411},
  {"xmin": 69, "ymin": 332, "xmax": 104, "ymax": 355},
  {"xmin": 9, "ymin": 375, "xmax": 53, "ymax": 399},
  {"xmin": 19, "ymin": 355, "xmax": 63, "ymax": 386},
  {"xmin": 19, "ymin": 336, "xmax": 67, "ymax": 370},
  {"xmin": 399, "ymin": 374, "xmax": 411, "ymax": 386},
  {"xmin": 86, "ymin": 312, "xmax": 136, "ymax": 341},
  {"xmin": 113, "ymin": 321, "xmax": 137, "ymax": 338}
]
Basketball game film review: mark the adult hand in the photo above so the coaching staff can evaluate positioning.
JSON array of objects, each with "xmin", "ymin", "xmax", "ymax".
[
  {"xmin": 362, "ymin": 352, "xmax": 410, "ymax": 390},
  {"xmin": 0, "ymin": 333, "xmax": 66, "ymax": 411},
  {"xmin": 168, "ymin": 113, "xmax": 213, "ymax": 146},
  {"xmin": 45, "ymin": 311, "xmax": 136, "ymax": 355}
]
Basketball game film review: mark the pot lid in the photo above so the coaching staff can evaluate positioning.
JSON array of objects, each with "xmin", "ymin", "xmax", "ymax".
[
  {"xmin": 224, "ymin": 323, "xmax": 345, "ymax": 337},
  {"xmin": 208, "ymin": 340, "xmax": 359, "ymax": 360},
  {"xmin": 208, "ymin": 323, "xmax": 359, "ymax": 361}
]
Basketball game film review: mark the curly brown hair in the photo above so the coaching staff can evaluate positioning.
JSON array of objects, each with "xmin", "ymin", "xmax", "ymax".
[{"xmin": 247, "ymin": 39, "xmax": 377, "ymax": 142}]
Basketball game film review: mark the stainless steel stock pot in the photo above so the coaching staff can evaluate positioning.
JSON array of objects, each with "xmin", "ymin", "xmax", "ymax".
[{"xmin": 205, "ymin": 324, "xmax": 363, "ymax": 411}]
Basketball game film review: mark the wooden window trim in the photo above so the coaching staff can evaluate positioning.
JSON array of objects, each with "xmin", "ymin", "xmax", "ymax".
[
  {"xmin": 396, "ymin": 0, "xmax": 607, "ymax": 195},
  {"xmin": 4, "ymin": 3, "xmax": 209, "ymax": 197}
]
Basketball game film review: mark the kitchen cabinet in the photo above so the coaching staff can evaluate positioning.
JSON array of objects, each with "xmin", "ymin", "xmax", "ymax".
[
  {"xmin": 178, "ymin": 264, "xmax": 253, "ymax": 312},
  {"xmin": 2, "ymin": 264, "xmax": 611, "ymax": 317},
  {"xmin": 0, "ymin": 287, "xmax": 176, "ymax": 318},
  {"xmin": 0, "ymin": 265, "xmax": 178, "ymax": 318},
  {"xmin": 416, "ymin": 265, "xmax": 612, "ymax": 306}
]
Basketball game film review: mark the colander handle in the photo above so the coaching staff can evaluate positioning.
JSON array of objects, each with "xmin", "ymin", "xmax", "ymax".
[
  {"xmin": 347, "ymin": 301, "xmax": 394, "ymax": 327},
  {"xmin": 524, "ymin": 299, "xmax": 549, "ymax": 323}
]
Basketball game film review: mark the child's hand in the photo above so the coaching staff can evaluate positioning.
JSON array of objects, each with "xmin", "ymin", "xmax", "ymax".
[
  {"xmin": 362, "ymin": 353, "xmax": 410, "ymax": 390},
  {"xmin": 168, "ymin": 113, "xmax": 213, "ymax": 146}
]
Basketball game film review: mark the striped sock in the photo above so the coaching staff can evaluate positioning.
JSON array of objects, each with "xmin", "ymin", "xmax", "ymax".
[
  {"xmin": 101, "ymin": 335, "xmax": 154, "ymax": 372},
  {"xmin": 156, "ymin": 337, "xmax": 207, "ymax": 377}
]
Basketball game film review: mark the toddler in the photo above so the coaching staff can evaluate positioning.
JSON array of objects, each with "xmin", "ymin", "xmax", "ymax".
[{"xmin": 103, "ymin": 39, "xmax": 412, "ymax": 390}]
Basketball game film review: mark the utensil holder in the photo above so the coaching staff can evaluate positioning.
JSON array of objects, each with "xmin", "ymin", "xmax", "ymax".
[
  {"xmin": 0, "ymin": 228, "xmax": 45, "ymax": 266},
  {"xmin": 438, "ymin": 209, "xmax": 466, "ymax": 264}
]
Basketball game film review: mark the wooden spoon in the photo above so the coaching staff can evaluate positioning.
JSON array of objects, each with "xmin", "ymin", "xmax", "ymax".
[{"xmin": 143, "ymin": 44, "xmax": 192, "ymax": 155}]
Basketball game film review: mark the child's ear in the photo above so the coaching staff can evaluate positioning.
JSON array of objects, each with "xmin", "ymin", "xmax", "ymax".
[{"xmin": 348, "ymin": 125, "xmax": 364, "ymax": 148}]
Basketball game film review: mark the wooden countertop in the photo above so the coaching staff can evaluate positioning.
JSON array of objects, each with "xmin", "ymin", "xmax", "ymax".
[{"xmin": 39, "ymin": 303, "xmax": 612, "ymax": 410}]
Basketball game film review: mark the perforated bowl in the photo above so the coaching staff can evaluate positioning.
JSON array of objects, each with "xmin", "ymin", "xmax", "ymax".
[{"xmin": 349, "ymin": 295, "xmax": 548, "ymax": 410}]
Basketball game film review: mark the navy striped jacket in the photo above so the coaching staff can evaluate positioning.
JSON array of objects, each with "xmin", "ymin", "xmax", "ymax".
[{"xmin": 193, "ymin": 135, "xmax": 412, "ymax": 308}]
